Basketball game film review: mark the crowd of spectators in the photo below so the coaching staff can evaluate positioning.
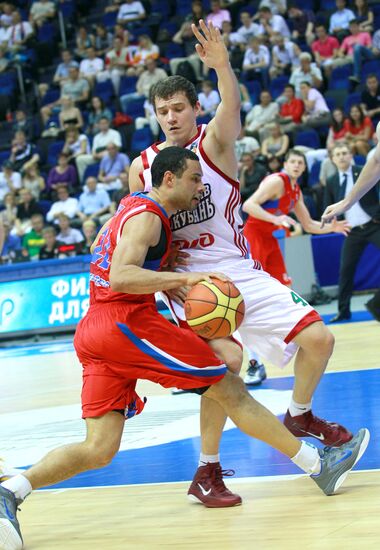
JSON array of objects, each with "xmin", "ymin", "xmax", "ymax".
[{"xmin": 1, "ymin": 0, "xmax": 380, "ymax": 264}]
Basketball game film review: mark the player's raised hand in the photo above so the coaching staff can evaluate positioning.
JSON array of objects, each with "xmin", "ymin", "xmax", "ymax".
[
  {"xmin": 191, "ymin": 20, "xmax": 229, "ymax": 69},
  {"xmin": 321, "ymin": 200, "xmax": 349, "ymax": 227},
  {"xmin": 186, "ymin": 272, "xmax": 232, "ymax": 286},
  {"xmin": 330, "ymin": 218, "xmax": 351, "ymax": 236}
]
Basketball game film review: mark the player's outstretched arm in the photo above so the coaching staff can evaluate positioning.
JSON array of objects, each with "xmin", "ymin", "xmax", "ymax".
[
  {"xmin": 321, "ymin": 123, "xmax": 380, "ymax": 225},
  {"xmin": 109, "ymin": 213, "xmax": 230, "ymax": 294},
  {"xmin": 242, "ymin": 176, "xmax": 295, "ymax": 227},
  {"xmin": 192, "ymin": 20, "xmax": 241, "ymax": 147},
  {"xmin": 294, "ymin": 195, "xmax": 350, "ymax": 235}
]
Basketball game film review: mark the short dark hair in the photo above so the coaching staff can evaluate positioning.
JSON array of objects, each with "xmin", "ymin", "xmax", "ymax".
[
  {"xmin": 150, "ymin": 76, "xmax": 198, "ymax": 111},
  {"xmin": 285, "ymin": 149, "xmax": 306, "ymax": 163},
  {"xmin": 366, "ymin": 73, "xmax": 378, "ymax": 81},
  {"xmin": 284, "ymin": 83, "xmax": 295, "ymax": 92},
  {"xmin": 151, "ymin": 146, "xmax": 199, "ymax": 188}
]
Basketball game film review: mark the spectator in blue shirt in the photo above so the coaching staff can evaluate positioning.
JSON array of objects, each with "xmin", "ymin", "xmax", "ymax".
[
  {"xmin": 98, "ymin": 143, "xmax": 130, "ymax": 191},
  {"xmin": 77, "ymin": 176, "xmax": 111, "ymax": 224},
  {"xmin": 329, "ymin": 0, "xmax": 355, "ymax": 41}
]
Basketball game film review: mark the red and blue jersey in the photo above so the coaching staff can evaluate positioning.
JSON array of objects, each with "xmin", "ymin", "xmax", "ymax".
[
  {"xmin": 245, "ymin": 172, "xmax": 301, "ymax": 235},
  {"xmin": 89, "ymin": 192, "xmax": 172, "ymax": 306}
]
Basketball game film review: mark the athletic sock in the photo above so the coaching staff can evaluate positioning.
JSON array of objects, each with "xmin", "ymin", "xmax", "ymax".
[
  {"xmin": 289, "ymin": 398, "xmax": 312, "ymax": 417},
  {"xmin": 247, "ymin": 349, "xmax": 261, "ymax": 363},
  {"xmin": 291, "ymin": 441, "xmax": 321, "ymax": 475},
  {"xmin": 199, "ymin": 453, "xmax": 220, "ymax": 467},
  {"xmin": 2, "ymin": 474, "xmax": 32, "ymax": 501}
]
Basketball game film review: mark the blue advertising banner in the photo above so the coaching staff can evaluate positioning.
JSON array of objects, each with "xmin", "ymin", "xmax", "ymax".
[{"xmin": 0, "ymin": 273, "xmax": 90, "ymax": 335}]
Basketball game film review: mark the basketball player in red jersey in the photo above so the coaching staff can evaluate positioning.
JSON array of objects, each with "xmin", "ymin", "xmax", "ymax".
[
  {"xmin": 243, "ymin": 149, "xmax": 350, "ymax": 286},
  {"xmin": 128, "ymin": 21, "xmax": 356, "ymax": 509},
  {"xmin": 0, "ymin": 147, "xmax": 369, "ymax": 549}
]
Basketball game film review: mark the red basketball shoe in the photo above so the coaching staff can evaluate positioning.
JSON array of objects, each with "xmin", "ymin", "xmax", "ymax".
[
  {"xmin": 284, "ymin": 410, "xmax": 353, "ymax": 447},
  {"xmin": 187, "ymin": 463, "xmax": 242, "ymax": 508}
]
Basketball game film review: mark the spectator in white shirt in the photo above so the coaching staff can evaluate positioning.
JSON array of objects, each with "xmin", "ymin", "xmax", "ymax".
[
  {"xmin": 77, "ymin": 177, "xmax": 111, "ymax": 223},
  {"xmin": 236, "ymin": 11, "xmax": 260, "ymax": 43},
  {"xmin": 117, "ymin": 0, "xmax": 146, "ymax": 26},
  {"xmin": 259, "ymin": 0, "xmax": 287, "ymax": 15},
  {"xmin": 198, "ymin": 80, "xmax": 221, "ymax": 118},
  {"xmin": 289, "ymin": 52, "xmax": 323, "ymax": 96},
  {"xmin": 242, "ymin": 36, "xmax": 270, "ymax": 88},
  {"xmin": 79, "ymin": 46, "xmax": 104, "ymax": 87},
  {"xmin": 46, "ymin": 185, "xmax": 80, "ymax": 224},
  {"xmin": 56, "ymin": 214, "xmax": 84, "ymax": 246},
  {"xmin": 5, "ymin": 11, "xmax": 33, "ymax": 52},
  {"xmin": 235, "ymin": 127, "xmax": 261, "ymax": 163},
  {"xmin": 300, "ymin": 81, "xmax": 331, "ymax": 127},
  {"xmin": 329, "ymin": 0, "xmax": 355, "ymax": 41},
  {"xmin": 270, "ymin": 33, "xmax": 301, "ymax": 78},
  {"xmin": 257, "ymin": 6, "xmax": 290, "ymax": 42},
  {"xmin": 0, "ymin": 161, "xmax": 22, "ymax": 203},
  {"xmin": 245, "ymin": 90, "xmax": 279, "ymax": 140},
  {"xmin": 76, "ymin": 117, "xmax": 122, "ymax": 183},
  {"xmin": 29, "ymin": 0, "xmax": 55, "ymax": 28}
]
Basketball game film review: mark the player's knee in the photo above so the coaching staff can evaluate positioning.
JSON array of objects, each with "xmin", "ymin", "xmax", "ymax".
[
  {"xmin": 216, "ymin": 370, "xmax": 248, "ymax": 406},
  {"xmin": 225, "ymin": 346, "xmax": 243, "ymax": 374},
  {"xmin": 85, "ymin": 441, "xmax": 119, "ymax": 469},
  {"xmin": 301, "ymin": 322, "xmax": 335, "ymax": 358}
]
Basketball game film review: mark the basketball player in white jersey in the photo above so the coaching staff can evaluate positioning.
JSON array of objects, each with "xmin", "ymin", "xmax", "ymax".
[{"xmin": 129, "ymin": 20, "xmax": 353, "ymax": 508}]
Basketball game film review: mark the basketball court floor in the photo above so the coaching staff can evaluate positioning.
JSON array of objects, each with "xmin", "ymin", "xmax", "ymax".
[{"xmin": 0, "ymin": 297, "xmax": 379, "ymax": 549}]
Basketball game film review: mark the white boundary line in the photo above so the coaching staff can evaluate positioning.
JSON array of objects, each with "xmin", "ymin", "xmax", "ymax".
[{"xmin": 41, "ymin": 468, "xmax": 380, "ymax": 494}]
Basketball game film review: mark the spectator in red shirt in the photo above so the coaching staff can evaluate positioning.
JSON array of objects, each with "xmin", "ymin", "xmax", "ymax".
[
  {"xmin": 311, "ymin": 24, "xmax": 340, "ymax": 77},
  {"xmin": 326, "ymin": 108, "xmax": 348, "ymax": 150},
  {"xmin": 344, "ymin": 104, "xmax": 374, "ymax": 156},
  {"xmin": 278, "ymin": 84, "xmax": 304, "ymax": 133}
]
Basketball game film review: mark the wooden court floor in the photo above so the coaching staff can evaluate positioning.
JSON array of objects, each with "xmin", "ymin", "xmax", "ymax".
[{"xmin": 1, "ymin": 321, "xmax": 380, "ymax": 550}]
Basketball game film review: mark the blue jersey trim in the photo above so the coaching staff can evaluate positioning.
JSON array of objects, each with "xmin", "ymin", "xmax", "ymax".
[
  {"xmin": 130, "ymin": 192, "xmax": 169, "ymax": 220},
  {"xmin": 116, "ymin": 322, "xmax": 227, "ymax": 378}
]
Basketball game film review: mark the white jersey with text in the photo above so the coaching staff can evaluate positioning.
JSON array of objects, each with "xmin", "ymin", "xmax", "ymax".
[{"xmin": 140, "ymin": 124, "xmax": 249, "ymax": 266}]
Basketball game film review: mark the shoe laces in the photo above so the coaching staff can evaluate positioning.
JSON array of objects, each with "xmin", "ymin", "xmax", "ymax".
[
  {"xmin": 309, "ymin": 414, "xmax": 342, "ymax": 436},
  {"xmin": 210, "ymin": 464, "xmax": 236, "ymax": 492}
]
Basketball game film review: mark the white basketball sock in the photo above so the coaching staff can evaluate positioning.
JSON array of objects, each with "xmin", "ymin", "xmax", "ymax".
[
  {"xmin": 199, "ymin": 453, "xmax": 220, "ymax": 466},
  {"xmin": 291, "ymin": 441, "xmax": 321, "ymax": 475},
  {"xmin": 289, "ymin": 398, "xmax": 312, "ymax": 417},
  {"xmin": 2, "ymin": 474, "xmax": 32, "ymax": 501}
]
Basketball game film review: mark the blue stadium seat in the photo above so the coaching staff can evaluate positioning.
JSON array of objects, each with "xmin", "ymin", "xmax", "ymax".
[
  {"xmin": 362, "ymin": 59, "xmax": 380, "ymax": 79},
  {"xmin": 41, "ymin": 88, "xmax": 60, "ymax": 107},
  {"xmin": 354, "ymin": 155, "xmax": 366, "ymax": 166},
  {"xmin": 294, "ymin": 129, "xmax": 321, "ymax": 149},
  {"xmin": 125, "ymin": 97, "xmax": 146, "ymax": 118},
  {"xmin": 119, "ymin": 76, "xmax": 139, "ymax": 96},
  {"xmin": 83, "ymin": 162, "xmax": 100, "ymax": 182},
  {"xmin": 131, "ymin": 127, "xmax": 154, "ymax": 152},
  {"xmin": 175, "ymin": 0, "xmax": 193, "ymax": 16},
  {"xmin": 308, "ymin": 161, "xmax": 321, "ymax": 187},
  {"xmin": 269, "ymin": 75, "xmax": 289, "ymax": 99},
  {"xmin": 344, "ymin": 93, "xmax": 361, "ymax": 113},
  {"xmin": 0, "ymin": 150, "xmax": 10, "ymax": 165},
  {"xmin": 244, "ymin": 79, "xmax": 262, "ymax": 103},
  {"xmin": 329, "ymin": 64, "xmax": 353, "ymax": 90},
  {"xmin": 47, "ymin": 141, "xmax": 65, "ymax": 167},
  {"xmin": 103, "ymin": 11, "xmax": 117, "ymax": 28},
  {"xmin": 165, "ymin": 43, "xmax": 185, "ymax": 59},
  {"xmin": 93, "ymin": 79, "xmax": 114, "ymax": 105},
  {"xmin": 37, "ymin": 22, "xmax": 56, "ymax": 43},
  {"xmin": 38, "ymin": 199, "xmax": 52, "ymax": 217}
]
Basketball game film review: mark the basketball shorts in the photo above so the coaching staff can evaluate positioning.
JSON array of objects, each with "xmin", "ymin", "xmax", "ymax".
[
  {"xmin": 74, "ymin": 302, "xmax": 226, "ymax": 419},
  {"xmin": 244, "ymin": 227, "xmax": 291, "ymax": 286},
  {"xmin": 163, "ymin": 258, "xmax": 322, "ymax": 368}
]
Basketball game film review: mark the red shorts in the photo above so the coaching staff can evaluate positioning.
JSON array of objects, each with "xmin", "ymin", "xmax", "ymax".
[
  {"xmin": 244, "ymin": 227, "xmax": 291, "ymax": 286},
  {"xmin": 74, "ymin": 302, "xmax": 226, "ymax": 418}
]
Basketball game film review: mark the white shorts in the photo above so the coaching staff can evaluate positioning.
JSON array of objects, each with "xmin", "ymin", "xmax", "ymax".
[{"xmin": 162, "ymin": 258, "xmax": 321, "ymax": 368}]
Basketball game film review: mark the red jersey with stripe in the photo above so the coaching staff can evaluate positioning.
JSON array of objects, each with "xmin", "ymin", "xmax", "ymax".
[
  {"xmin": 245, "ymin": 172, "xmax": 301, "ymax": 235},
  {"xmin": 139, "ymin": 124, "xmax": 249, "ymax": 266},
  {"xmin": 89, "ymin": 192, "xmax": 172, "ymax": 306}
]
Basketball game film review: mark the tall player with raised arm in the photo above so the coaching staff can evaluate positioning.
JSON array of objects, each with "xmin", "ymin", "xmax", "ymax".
[{"xmin": 129, "ymin": 20, "xmax": 355, "ymax": 508}]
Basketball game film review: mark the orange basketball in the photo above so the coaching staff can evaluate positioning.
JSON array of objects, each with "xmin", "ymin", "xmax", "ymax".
[{"xmin": 184, "ymin": 279, "xmax": 245, "ymax": 339}]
